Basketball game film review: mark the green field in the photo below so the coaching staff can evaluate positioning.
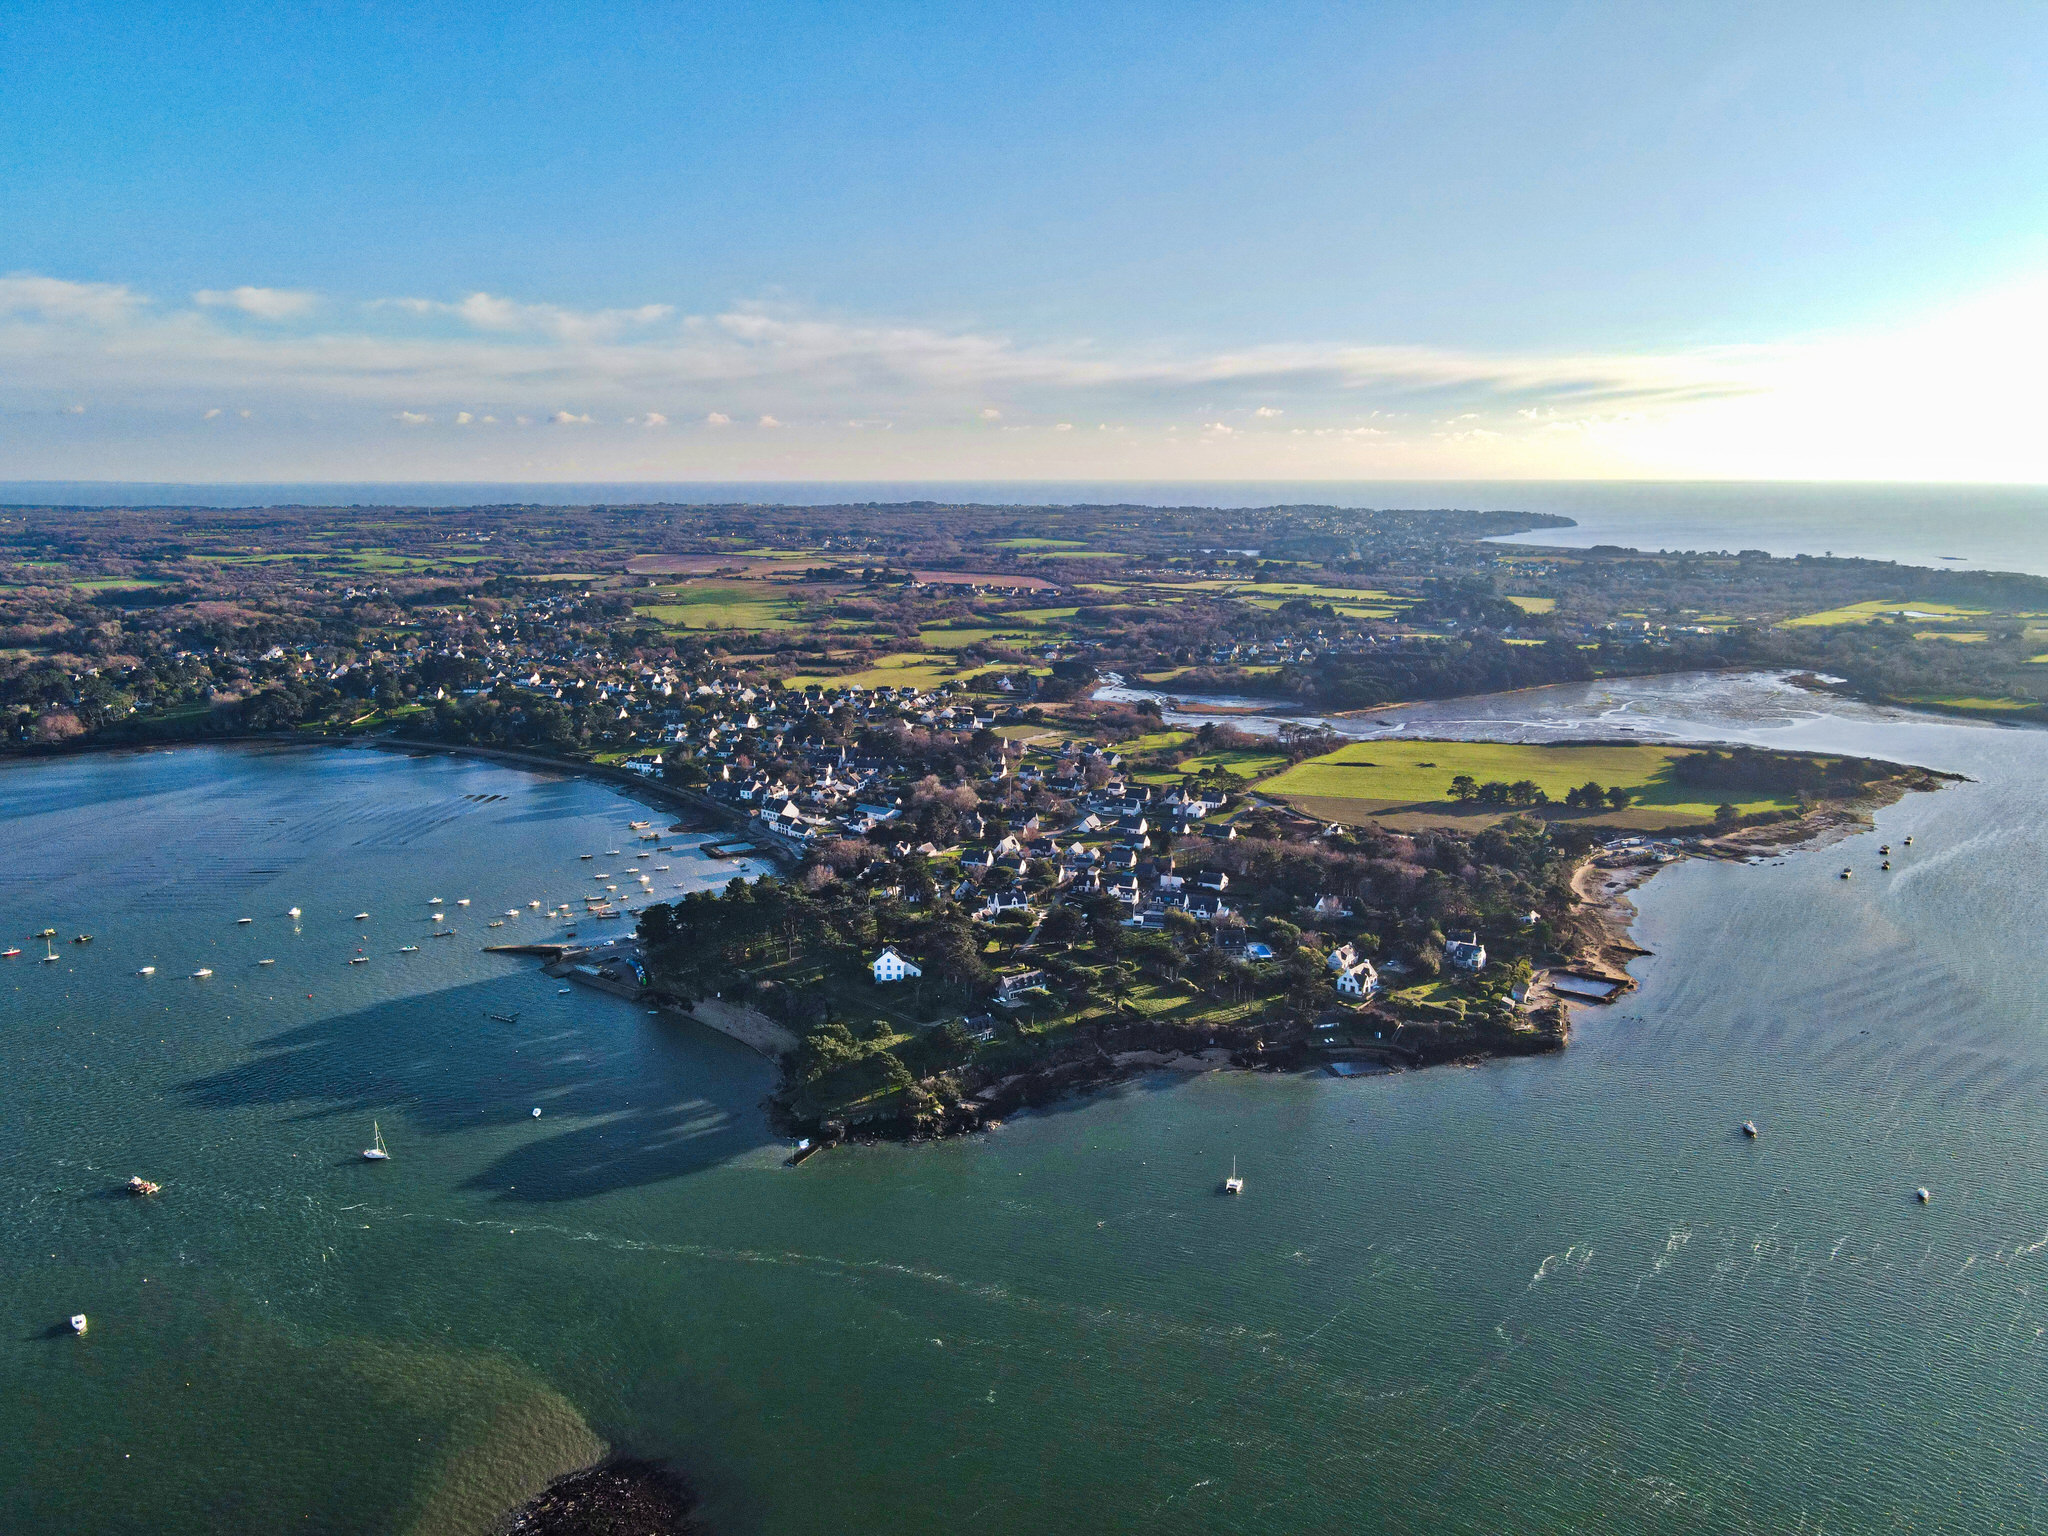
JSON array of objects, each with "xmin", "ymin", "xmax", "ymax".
[
  {"xmin": 635, "ymin": 584, "xmax": 804, "ymax": 630},
  {"xmin": 1782, "ymin": 599, "xmax": 1996, "ymax": 628},
  {"xmin": 1505, "ymin": 595, "xmax": 1556, "ymax": 613},
  {"xmin": 1262, "ymin": 740, "xmax": 1806, "ymax": 827},
  {"xmin": 787, "ymin": 654, "xmax": 967, "ymax": 690}
]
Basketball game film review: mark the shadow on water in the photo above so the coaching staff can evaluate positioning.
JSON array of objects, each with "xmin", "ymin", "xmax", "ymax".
[{"xmin": 178, "ymin": 976, "xmax": 779, "ymax": 1202}]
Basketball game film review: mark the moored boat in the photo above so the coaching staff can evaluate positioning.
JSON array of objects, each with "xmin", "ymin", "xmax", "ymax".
[
  {"xmin": 126, "ymin": 1176, "xmax": 160, "ymax": 1197},
  {"xmin": 362, "ymin": 1121, "xmax": 390, "ymax": 1161},
  {"xmin": 69, "ymin": 1313, "xmax": 88, "ymax": 1336}
]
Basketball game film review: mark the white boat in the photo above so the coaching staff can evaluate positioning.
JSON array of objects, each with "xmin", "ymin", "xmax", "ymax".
[
  {"xmin": 456, "ymin": 899, "xmax": 470, "ymax": 907},
  {"xmin": 354, "ymin": 912, "xmax": 370, "ymax": 921},
  {"xmin": 1222, "ymin": 1157, "xmax": 1244, "ymax": 1195},
  {"xmin": 349, "ymin": 956, "xmax": 367, "ymax": 965},
  {"xmin": 257, "ymin": 958, "xmax": 275, "ymax": 966},
  {"xmin": 69, "ymin": 1314, "xmax": 88, "ymax": 1336},
  {"xmin": 558, "ymin": 987, "xmax": 572, "ymax": 994},
  {"xmin": 399, "ymin": 945, "xmax": 419, "ymax": 953},
  {"xmin": 137, "ymin": 966, "xmax": 155, "ymax": 976},
  {"xmin": 488, "ymin": 920, "xmax": 504, "ymax": 928},
  {"xmin": 429, "ymin": 897, "xmax": 443, "ymax": 905},
  {"xmin": 629, "ymin": 820, "xmax": 652, "ymax": 830},
  {"xmin": 531, "ymin": 1107, "xmax": 542, "ymax": 1118},
  {"xmin": 235, "ymin": 917, "xmax": 252, "ymax": 925},
  {"xmin": 1917, "ymin": 1186, "xmax": 1932, "ymax": 1203},
  {"xmin": 529, "ymin": 900, "xmax": 541, "ymax": 908},
  {"xmin": 580, "ymin": 853, "xmax": 594, "ymax": 860},
  {"xmin": 42, "ymin": 939, "xmax": 59, "ymax": 964},
  {"xmin": 605, "ymin": 849, "xmax": 621, "ymax": 856},
  {"xmin": 287, "ymin": 907, "xmax": 301, "ymax": 919},
  {"xmin": 503, "ymin": 909, "xmax": 520, "ymax": 917},
  {"xmin": 1742, "ymin": 1121, "xmax": 1759, "ymax": 1138},
  {"xmin": 362, "ymin": 1122, "xmax": 390, "ymax": 1161},
  {"xmin": 191, "ymin": 968, "xmax": 212, "ymax": 978}
]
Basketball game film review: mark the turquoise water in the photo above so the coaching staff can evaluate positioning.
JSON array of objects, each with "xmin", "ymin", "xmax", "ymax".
[{"xmin": 7, "ymin": 698, "xmax": 2048, "ymax": 1533}]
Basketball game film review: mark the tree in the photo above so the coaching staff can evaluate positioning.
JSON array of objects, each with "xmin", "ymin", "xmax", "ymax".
[
  {"xmin": 1038, "ymin": 905, "xmax": 1085, "ymax": 950},
  {"xmin": 1605, "ymin": 785, "xmax": 1634, "ymax": 810},
  {"xmin": 1448, "ymin": 774, "xmax": 1479, "ymax": 802},
  {"xmin": 1713, "ymin": 802, "xmax": 1738, "ymax": 826},
  {"xmin": 1507, "ymin": 779, "xmax": 1546, "ymax": 807}
]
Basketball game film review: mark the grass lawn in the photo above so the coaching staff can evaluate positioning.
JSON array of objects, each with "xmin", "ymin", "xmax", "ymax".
[
  {"xmin": 1262, "ymin": 739, "xmax": 1806, "ymax": 828},
  {"xmin": 1505, "ymin": 595, "xmax": 1557, "ymax": 613},
  {"xmin": 1129, "ymin": 745, "xmax": 1290, "ymax": 784},
  {"xmin": 1898, "ymin": 695, "xmax": 2042, "ymax": 714},
  {"xmin": 635, "ymin": 583, "xmax": 805, "ymax": 629},
  {"xmin": 72, "ymin": 577, "xmax": 170, "ymax": 591},
  {"xmin": 1782, "ymin": 599, "xmax": 1998, "ymax": 627},
  {"xmin": 787, "ymin": 654, "xmax": 967, "ymax": 690}
]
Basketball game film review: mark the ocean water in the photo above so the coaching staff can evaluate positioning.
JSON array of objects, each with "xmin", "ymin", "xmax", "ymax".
[
  {"xmin": 7, "ymin": 695, "xmax": 2048, "ymax": 1534},
  {"xmin": 7, "ymin": 480, "xmax": 2048, "ymax": 574}
]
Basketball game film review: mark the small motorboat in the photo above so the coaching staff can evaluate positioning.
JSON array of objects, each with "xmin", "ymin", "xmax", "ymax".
[
  {"xmin": 487, "ymin": 1011, "xmax": 520, "ymax": 1023},
  {"xmin": 1916, "ymin": 1187, "xmax": 1932, "ymax": 1203},
  {"xmin": 69, "ymin": 1314, "xmax": 88, "ymax": 1336},
  {"xmin": 580, "ymin": 853, "xmax": 594, "ymax": 860},
  {"xmin": 1878, "ymin": 844, "xmax": 1891, "ymax": 855},
  {"xmin": 1840, "ymin": 868, "xmax": 1853, "ymax": 880},
  {"xmin": 429, "ymin": 897, "xmax": 443, "ymax": 905},
  {"xmin": 362, "ymin": 1121, "xmax": 391, "ymax": 1161},
  {"xmin": 503, "ymin": 909, "xmax": 520, "ymax": 917},
  {"xmin": 1903, "ymin": 836, "xmax": 1914, "ymax": 846},
  {"xmin": 353, "ymin": 912, "xmax": 370, "ymax": 921},
  {"xmin": 456, "ymin": 899, "xmax": 470, "ymax": 907},
  {"xmin": 398, "ymin": 945, "xmax": 419, "ymax": 953},
  {"xmin": 529, "ymin": 900, "xmax": 541, "ymax": 908},
  {"xmin": 190, "ymin": 968, "xmax": 212, "ymax": 978},
  {"xmin": 604, "ymin": 849, "xmax": 621, "ymax": 856},
  {"xmin": 288, "ymin": 906, "xmax": 302, "ymax": 919},
  {"xmin": 432, "ymin": 929, "xmax": 456, "ymax": 938},
  {"xmin": 3, "ymin": 947, "xmax": 22, "ymax": 958},
  {"xmin": 236, "ymin": 917, "xmax": 253, "ymax": 925},
  {"xmin": 1881, "ymin": 860, "xmax": 1891, "ymax": 870},
  {"xmin": 629, "ymin": 820, "xmax": 652, "ymax": 830},
  {"xmin": 531, "ymin": 1107, "xmax": 542, "ymax": 1118},
  {"xmin": 1742, "ymin": 1121, "xmax": 1759, "ymax": 1138},
  {"xmin": 35, "ymin": 928, "xmax": 56, "ymax": 938},
  {"xmin": 558, "ymin": 987, "xmax": 572, "ymax": 994},
  {"xmin": 348, "ymin": 956, "xmax": 367, "ymax": 965},
  {"xmin": 125, "ymin": 1176, "xmax": 160, "ymax": 1197},
  {"xmin": 488, "ymin": 920, "xmax": 504, "ymax": 928},
  {"xmin": 72, "ymin": 934, "xmax": 93, "ymax": 945},
  {"xmin": 137, "ymin": 966, "xmax": 155, "ymax": 976},
  {"xmin": 257, "ymin": 958, "xmax": 275, "ymax": 966}
]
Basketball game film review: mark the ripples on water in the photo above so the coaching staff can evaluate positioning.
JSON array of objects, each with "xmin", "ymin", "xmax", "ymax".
[{"xmin": 6, "ymin": 695, "xmax": 2048, "ymax": 1535}]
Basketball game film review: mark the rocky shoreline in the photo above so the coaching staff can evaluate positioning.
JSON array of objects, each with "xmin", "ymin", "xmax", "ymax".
[{"xmin": 498, "ymin": 1457, "xmax": 702, "ymax": 1535}]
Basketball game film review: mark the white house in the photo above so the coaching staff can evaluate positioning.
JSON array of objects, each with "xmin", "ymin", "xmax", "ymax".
[
  {"xmin": 1333, "ymin": 958, "xmax": 1379, "ymax": 998},
  {"xmin": 1445, "ymin": 933, "xmax": 1488, "ymax": 972},
  {"xmin": 870, "ymin": 947, "xmax": 923, "ymax": 983}
]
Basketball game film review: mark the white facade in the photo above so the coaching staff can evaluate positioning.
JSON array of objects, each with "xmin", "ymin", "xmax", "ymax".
[
  {"xmin": 1334, "ymin": 959, "xmax": 1379, "ymax": 997},
  {"xmin": 870, "ymin": 947, "xmax": 923, "ymax": 983}
]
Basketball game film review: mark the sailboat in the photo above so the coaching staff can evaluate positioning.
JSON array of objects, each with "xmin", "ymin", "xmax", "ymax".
[
  {"xmin": 362, "ymin": 1122, "xmax": 391, "ymax": 1161},
  {"xmin": 1222, "ymin": 1157, "xmax": 1244, "ymax": 1195},
  {"xmin": 42, "ymin": 938, "xmax": 59, "ymax": 964}
]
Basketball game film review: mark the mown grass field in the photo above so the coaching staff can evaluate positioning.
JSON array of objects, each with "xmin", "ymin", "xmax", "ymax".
[
  {"xmin": 635, "ymin": 583, "xmax": 805, "ymax": 630},
  {"xmin": 1505, "ymin": 595, "xmax": 1556, "ymax": 613},
  {"xmin": 1262, "ymin": 739, "xmax": 1807, "ymax": 828},
  {"xmin": 1782, "ymin": 599, "xmax": 1998, "ymax": 627}
]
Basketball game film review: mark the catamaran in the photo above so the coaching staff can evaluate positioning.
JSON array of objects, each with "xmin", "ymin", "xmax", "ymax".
[
  {"xmin": 1222, "ymin": 1157, "xmax": 1244, "ymax": 1195},
  {"xmin": 362, "ymin": 1122, "xmax": 390, "ymax": 1161}
]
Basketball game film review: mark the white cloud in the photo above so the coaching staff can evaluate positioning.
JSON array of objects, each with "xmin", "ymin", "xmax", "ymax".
[
  {"xmin": 11, "ymin": 267, "xmax": 2048, "ymax": 480},
  {"xmin": 63, "ymin": 403, "xmax": 84, "ymax": 414},
  {"xmin": 0, "ymin": 275, "xmax": 140, "ymax": 323},
  {"xmin": 1203, "ymin": 421, "xmax": 1235, "ymax": 436},
  {"xmin": 758, "ymin": 414, "xmax": 782, "ymax": 427},
  {"xmin": 1054, "ymin": 422, "xmax": 1073, "ymax": 431},
  {"xmin": 550, "ymin": 410, "xmax": 594, "ymax": 425},
  {"xmin": 641, "ymin": 411, "xmax": 668, "ymax": 427},
  {"xmin": 396, "ymin": 411, "xmax": 432, "ymax": 425},
  {"xmin": 194, "ymin": 286, "xmax": 318, "ymax": 320},
  {"xmin": 203, "ymin": 407, "xmax": 222, "ymax": 420}
]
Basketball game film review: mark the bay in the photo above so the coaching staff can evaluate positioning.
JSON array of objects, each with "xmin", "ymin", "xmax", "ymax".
[{"xmin": 5, "ymin": 688, "xmax": 2048, "ymax": 1533}]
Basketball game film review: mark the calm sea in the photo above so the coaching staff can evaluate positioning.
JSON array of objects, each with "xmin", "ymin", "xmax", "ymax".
[
  {"xmin": 6, "ymin": 690, "xmax": 2048, "ymax": 1534},
  {"xmin": 6, "ymin": 481, "xmax": 2048, "ymax": 574}
]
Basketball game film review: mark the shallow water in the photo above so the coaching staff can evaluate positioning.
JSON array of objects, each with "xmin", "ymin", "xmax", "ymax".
[{"xmin": 7, "ymin": 699, "xmax": 2048, "ymax": 1533}]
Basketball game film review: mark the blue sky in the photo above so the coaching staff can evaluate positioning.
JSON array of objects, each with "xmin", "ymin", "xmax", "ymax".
[{"xmin": 4, "ymin": 1, "xmax": 2046, "ymax": 481}]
